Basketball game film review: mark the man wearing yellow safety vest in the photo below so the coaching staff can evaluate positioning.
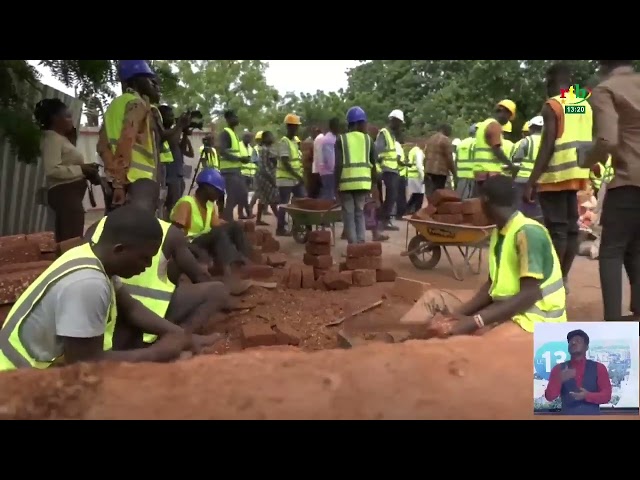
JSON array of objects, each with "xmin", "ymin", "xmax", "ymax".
[
  {"xmin": 511, "ymin": 116, "xmax": 544, "ymax": 220},
  {"xmin": 217, "ymin": 109, "xmax": 252, "ymax": 221},
  {"xmin": 157, "ymin": 104, "xmax": 194, "ymax": 215},
  {"xmin": 334, "ymin": 106, "xmax": 376, "ymax": 244},
  {"xmin": 454, "ymin": 123, "xmax": 479, "ymax": 199},
  {"xmin": 375, "ymin": 110, "xmax": 405, "ymax": 231},
  {"xmin": 583, "ymin": 60, "xmax": 640, "ymax": 321},
  {"xmin": 97, "ymin": 60, "xmax": 189, "ymax": 212},
  {"xmin": 501, "ymin": 121, "xmax": 515, "ymax": 159},
  {"xmin": 239, "ymin": 131, "xmax": 257, "ymax": 219},
  {"xmin": 420, "ymin": 175, "xmax": 566, "ymax": 339},
  {"xmin": 474, "ymin": 100, "xmax": 518, "ymax": 183},
  {"xmin": 405, "ymin": 143, "xmax": 425, "ymax": 214},
  {"xmin": 0, "ymin": 205, "xmax": 219, "ymax": 371},
  {"xmin": 523, "ymin": 63, "xmax": 592, "ymax": 294},
  {"xmin": 84, "ymin": 179, "xmax": 231, "ymax": 347},
  {"xmin": 275, "ymin": 114, "xmax": 306, "ymax": 237},
  {"xmin": 171, "ymin": 168, "xmax": 253, "ymax": 281}
]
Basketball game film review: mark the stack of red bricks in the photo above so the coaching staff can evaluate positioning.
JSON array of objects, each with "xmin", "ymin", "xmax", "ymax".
[
  {"xmin": 282, "ymin": 230, "xmax": 333, "ymax": 290},
  {"xmin": 0, "ymin": 232, "xmax": 64, "ymax": 325},
  {"xmin": 237, "ymin": 221, "xmax": 283, "ymax": 281},
  {"xmin": 412, "ymin": 190, "xmax": 491, "ymax": 226},
  {"xmin": 337, "ymin": 241, "xmax": 397, "ymax": 287}
]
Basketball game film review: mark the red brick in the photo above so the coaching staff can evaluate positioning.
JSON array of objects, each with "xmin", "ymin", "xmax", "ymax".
[
  {"xmin": 346, "ymin": 242, "xmax": 382, "ymax": 258},
  {"xmin": 240, "ymin": 264, "xmax": 274, "ymax": 280},
  {"xmin": 390, "ymin": 277, "xmax": 431, "ymax": 302},
  {"xmin": 352, "ymin": 269, "xmax": 376, "ymax": 287},
  {"xmin": 303, "ymin": 253, "xmax": 333, "ymax": 269},
  {"xmin": 314, "ymin": 265, "xmax": 338, "ymax": 280},
  {"xmin": 346, "ymin": 256, "xmax": 382, "ymax": 270},
  {"xmin": 0, "ymin": 269, "xmax": 42, "ymax": 305},
  {"xmin": 305, "ymin": 242, "xmax": 331, "ymax": 256},
  {"xmin": 57, "ymin": 237, "xmax": 84, "ymax": 255},
  {"xmin": 261, "ymin": 236, "xmax": 281, "ymax": 253},
  {"xmin": 243, "ymin": 220, "xmax": 256, "ymax": 233},
  {"xmin": 240, "ymin": 323, "xmax": 278, "ymax": 349},
  {"xmin": 412, "ymin": 205, "xmax": 436, "ymax": 220},
  {"xmin": 462, "ymin": 198, "xmax": 482, "ymax": 214},
  {"xmin": 292, "ymin": 198, "xmax": 335, "ymax": 211},
  {"xmin": 432, "ymin": 214, "xmax": 464, "ymax": 224},
  {"xmin": 313, "ymin": 277, "xmax": 328, "ymax": 291},
  {"xmin": 339, "ymin": 261, "xmax": 348, "ymax": 272},
  {"xmin": 0, "ymin": 235, "xmax": 26, "ymax": 250},
  {"xmin": 249, "ymin": 248, "xmax": 265, "ymax": 265},
  {"xmin": 266, "ymin": 253, "xmax": 287, "ymax": 268},
  {"xmin": 429, "ymin": 189, "xmax": 461, "ymax": 206},
  {"xmin": 26, "ymin": 232, "xmax": 56, "ymax": 253},
  {"xmin": 273, "ymin": 323, "xmax": 301, "ymax": 346},
  {"xmin": 245, "ymin": 231, "xmax": 257, "ymax": 246},
  {"xmin": 463, "ymin": 212, "xmax": 492, "ymax": 227},
  {"xmin": 339, "ymin": 270, "xmax": 353, "ymax": 285},
  {"xmin": 0, "ymin": 242, "xmax": 42, "ymax": 267},
  {"xmin": 322, "ymin": 271, "xmax": 350, "ymax": 290},
  {"xmin": 308, "ymin": 230, "xmax": 331, "ymax": 244},
  {"xmin": 301, "ymin": 265, "xmax": 315, "ymax": 289},
  {"xmin": 376, "ymin": 268, "xmax": 397, "ymax": 283},
  {"xmin": 436, "ymin": 202, "xmax": 463, "ymax": 214},
  {"xmin": 254, "ymin": 229, "xmax": 267, "ymax": 247},
  {"xmin": 287, "ymin": 265, "xmax": 302, "ymax": 289},
  {"xmin": 0, "ymin": 261, "xmax": 52, "ymax": 275}
]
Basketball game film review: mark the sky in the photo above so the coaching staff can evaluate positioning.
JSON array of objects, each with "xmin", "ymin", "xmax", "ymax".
[{"xmin": 28, "ymin": 60, "xmax": 360, "ymax": 97}]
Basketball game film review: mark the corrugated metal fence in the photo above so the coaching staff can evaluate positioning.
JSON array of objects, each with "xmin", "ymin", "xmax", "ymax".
[{"xmin": 0, "ymin": 83, "xmax": 83, "ymax": 236}]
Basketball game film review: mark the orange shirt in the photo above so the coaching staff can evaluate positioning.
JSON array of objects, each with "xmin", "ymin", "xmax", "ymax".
[
  {"xmin": 170, "ymin": 196, "xmax": 221, "ymax": 235},
  {"xmin": 537, "ymin": 98, "xmax": 588, "ymax": 192}
]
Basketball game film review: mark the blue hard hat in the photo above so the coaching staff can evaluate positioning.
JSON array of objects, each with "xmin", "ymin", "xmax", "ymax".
[
  {"xmin": 346, "ymin": 106, "xmax": 367, "ymax": 124},
  {"xmin": 118, "ymin": 60, "xmax": 155, "ymax": 82},
  {"xmin": 196, "ymin": 168, "xmax": 226, "ymax": 193}
]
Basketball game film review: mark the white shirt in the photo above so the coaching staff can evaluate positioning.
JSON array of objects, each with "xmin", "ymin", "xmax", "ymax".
[{"xmin": 312, "ymin": 133, "xmax": 325, "ymax": 174}]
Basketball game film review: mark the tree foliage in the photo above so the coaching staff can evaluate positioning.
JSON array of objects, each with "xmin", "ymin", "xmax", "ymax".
[{"xmin": 4, "ymin": 59, "xmax": 640, "ymax": 164}]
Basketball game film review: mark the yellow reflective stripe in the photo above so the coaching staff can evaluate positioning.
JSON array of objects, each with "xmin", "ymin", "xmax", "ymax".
[
  {"xmin": 0, "ymin": 257, "xmax": 102, "ymax": 369},
  {"xmin": 492, "ymin": 278, "xmax": 565, "ymax": 319}
]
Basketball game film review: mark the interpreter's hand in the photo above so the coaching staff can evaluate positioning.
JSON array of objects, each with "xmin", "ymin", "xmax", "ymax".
[
  {"xmin": 560, "ymin": 364, "xmax": 577, "ymax": 383},
  {"xmin": 569, "ymin": 387, "xmax": 588, "ymax": 401},
  {"xmin": 112, "ymin": 187, "xmax": 126, "ymax": 206},
  {"xmin": 522, "ymin": 182, "xmax": 536, "ymax": 205},
  {"xmin": 591, "ymin": 163, "xmax": 602, "ymax": 177},
  {"xmin": 154, "ymin": 331, "xmax": 192, "ymax": 360}
]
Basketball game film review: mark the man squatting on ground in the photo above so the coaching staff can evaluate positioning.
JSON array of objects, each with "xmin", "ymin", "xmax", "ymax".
[
  {"xmin": 400, "ymin": 176, "xmax": 567, "ymax": 339},
  {"xmin": 84, "ymin": 179, "xmax": 232, "ymax": 349},
  {"xmin": 0, "ymin": 206, "xmax": 223, "ymax": 371}
]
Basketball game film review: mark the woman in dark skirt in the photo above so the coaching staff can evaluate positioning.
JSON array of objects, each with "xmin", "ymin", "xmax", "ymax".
[
  {"xmin": 36, "ymin": 99, "xmax": 99, "ymax": 242},
  {"xmin": 253, "ymin": 131, "xmax": 280, "ymax": 226}
]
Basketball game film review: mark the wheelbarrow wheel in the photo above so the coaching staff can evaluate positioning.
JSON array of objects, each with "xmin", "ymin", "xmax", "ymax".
[
  {"xmin": 292, "ymin": 224, "xmax": 309, "ymax": 244},
  {"xmin": 407, "ymin": 234, "xmax": 441, "ymax": 270}
]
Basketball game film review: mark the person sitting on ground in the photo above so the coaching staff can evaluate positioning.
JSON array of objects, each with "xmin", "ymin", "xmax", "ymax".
[
  {"xmin": 84, "ymin": 179, "xmax": 232, "ymax": 349},
  {"xmin": 170, "ymin": 168, "xmax": 253, "ymax": 280},
  {"xmin": 0, "ymin": 205, "xmax": 221, "ymax": 371},
  {"xmin": 400, "ymin": 175, "xmax": 567, "ymax": 338}
]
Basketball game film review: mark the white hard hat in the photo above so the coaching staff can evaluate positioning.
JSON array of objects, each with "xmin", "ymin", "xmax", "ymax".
[
  {"xmin": 388, "ymin": 109, "xmax": 405, "ymax": 123},
  {"xmin": 529, "ymin": 116, "xmax": 544, "ymax": 127},
  {"xmin": 452, "ymin": 138, "xmax": 462, "ymax": 146}
]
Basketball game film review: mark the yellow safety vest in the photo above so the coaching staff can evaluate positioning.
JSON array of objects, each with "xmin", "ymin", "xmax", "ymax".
[
  {"xmin": 456, "ymin": 137, "xmax": 476, "ymax": 179},
  {"xmin": 104, "ymin": 92, "xmax": 157, "ymax": 182},
  {"xmin": 474, "ymin": 118, "xmax": 505, "ymax": 173},
  {"xmin": 407, "ymin": 146, "xmax": 421, "ymax": 179},
  {"xmin": 91, "ymin": 217, "xmax": 174, "ymax": 344},
  {"xmin": 488, "ymin": 212, "xmax": 567, "ymax": 333},
  {"xmin": 0, "ymin": 243, "xmax": 117, "ymax": 371},
  {"xmin": 276, "ymin": 136, "xmax": 302, "ymax": 181},
  {"xmin": 515, "ymin": 134, "xmax": 541, "ymax": 183},
  {"xmin": 538, "ymin": 95, "xmax": 592, "ymax": 184},
  {"xmin": 339, "ymin": 131, "xmax": 372, "ymax": 191},
  {"xmin": 241, "ymin": 145, "xmax": 258, "ymax": 177},
  {"xmin": 170, "ymin": 195, "xmax": 216, "ymax": 239},
  {"xmin": 199, "ymin": 145, "xmax": 219, "ymax": 169},
  {"xmin": 219, "ymin": 127, "xmax": 246, "ymax": 172},
  {"xmin": 590, "ymin": 156, "xmax": 614, "ymax": 190},
  {"xmin": 376, "ymin": 128, "xmax": 399, "ymax": 172}
]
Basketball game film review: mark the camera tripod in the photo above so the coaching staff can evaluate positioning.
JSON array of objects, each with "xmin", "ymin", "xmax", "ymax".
[{"xmin": 188, "ymin": 147, "xmax": 212, "ymax": 195}]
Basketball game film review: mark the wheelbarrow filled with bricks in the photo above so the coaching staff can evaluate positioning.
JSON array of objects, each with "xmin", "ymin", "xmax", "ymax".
[
  {"xmin": 401, "ymin": 190, "xmax": 496, "ymax": 281},
  {"xmin": 280, "ymin": 199, "xmax": 342, "ymax": 245}
]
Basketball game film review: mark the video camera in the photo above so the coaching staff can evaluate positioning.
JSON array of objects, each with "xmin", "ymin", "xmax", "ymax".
[{"xmin": 185, "ymin": 109, "xmax": 204, "ymax": 132}]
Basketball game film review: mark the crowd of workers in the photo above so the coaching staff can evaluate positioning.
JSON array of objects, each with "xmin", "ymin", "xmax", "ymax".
[{"xmin": 0, "ymin": 59, "xmax": 636, "ymax": 373}]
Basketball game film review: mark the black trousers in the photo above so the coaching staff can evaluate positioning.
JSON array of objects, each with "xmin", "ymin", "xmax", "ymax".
[
  {"xmin": 425, "ymin": 174, "xmax": 448, "ymax": 196},
  {"xmin": 380, "ymin": 171, "xmax": 399, "ymax": 222},
  {"xmin": 191, "ymin": 222, "xmax": 251, "ymax": 267},
  {"xmin": 538, "ymin": 190, "xmax": 579, "ymax": 279},
  {"xmin": 396, "ymin": 176, "xmax": 408, "ymax": 218},
  {"xmin": 599, "ymin": 186, "xmax": 640, "ymax": 320}
]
